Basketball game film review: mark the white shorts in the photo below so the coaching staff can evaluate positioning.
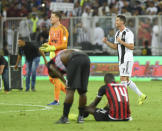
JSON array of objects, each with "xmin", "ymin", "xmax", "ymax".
[{"xmin": 119, "ymin": 61, "xmax": 133, "ymax": 77}]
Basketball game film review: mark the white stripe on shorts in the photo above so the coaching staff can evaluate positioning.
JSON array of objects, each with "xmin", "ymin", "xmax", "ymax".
[{"xmin": 119, "ymin": 61, "xmax": 133, "ymax": 77}]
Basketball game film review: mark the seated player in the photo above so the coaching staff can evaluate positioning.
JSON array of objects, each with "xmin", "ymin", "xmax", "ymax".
[
  {"xmin": 40, "ymin": 47, "xmax": 90, "ymax": 124},
  {"xmin": 84, "ymin": 73, "xmax": 132, "ymax": 121}
]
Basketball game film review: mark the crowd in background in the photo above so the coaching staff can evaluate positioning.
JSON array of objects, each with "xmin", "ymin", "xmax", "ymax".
[
  {"xmin": 1, "ymin": 0, "xmax": 162, "ymax": 18},
  {"xmin": 0, "ymin": 0, "xmax": 162, "ymax": 56}
]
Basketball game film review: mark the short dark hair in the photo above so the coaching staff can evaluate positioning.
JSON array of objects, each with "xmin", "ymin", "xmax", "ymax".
[
  {"xmin": 117, "ymin": 15, "xmax": 126, "ymax": 24},
  {"xmin": 52, "ymin": 11, "xmax": 62, "ymax": 20},
  {"xmin": 19, "ymin": 36, "xmax": 25, "ymax": 40},
  {"xmin": 104, "ymin": 73, "xmax": 115, "ymax": 84},
  {"xmin": 18, "ymin": 36, "xmax": 29, "ymax": 43}
]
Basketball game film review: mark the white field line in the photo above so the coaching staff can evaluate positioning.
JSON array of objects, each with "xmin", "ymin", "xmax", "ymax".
[{"xmin": 0, "ymin": 103, "xmax": 52, "ymax": 114}]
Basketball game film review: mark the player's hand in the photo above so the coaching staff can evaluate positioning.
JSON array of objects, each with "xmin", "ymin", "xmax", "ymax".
[
  {"xmin": 41, "ymin": 43, "xmax": 49, "ymax": 47},
  {"xmin": 103, "ymin": 37, "xmax": 107, "ymax": 43},
  {"xmin": 14, "ymin": 65, "xmax": 18, "ymax": 70},
  {"xmin": 117, "ymin": 37, "xmax": 122, "ymax": 44},
  {"xmin": 39, "ymin": 44, "xmax": 56, "ymax": 52},
  {"xmin": 39, "ymin": 46, "xmax": 47, "ymax": 52},
  {"xmin": 49, "ymin": 52, "xmax": 55, "ymax": 58},
  {"xmin": 40, "ymin": 43, "xmax": 50, "ymax": 51}
]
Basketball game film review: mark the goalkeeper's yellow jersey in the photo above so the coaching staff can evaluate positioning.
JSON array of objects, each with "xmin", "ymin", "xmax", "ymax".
[{"xmin": 48, "ymin": 24, "xmax": 69, "ymax": 58}]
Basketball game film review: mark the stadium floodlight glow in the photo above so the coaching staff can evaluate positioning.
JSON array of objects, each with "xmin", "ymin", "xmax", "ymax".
[{"xmin": 41, "ymin": 3, "xmax": 45, "ymax": 7}]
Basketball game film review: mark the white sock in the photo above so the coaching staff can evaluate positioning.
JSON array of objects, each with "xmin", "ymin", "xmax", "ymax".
[{"xmin": 127, "ymin": 80, "xmax": 143, "ymax": 96}]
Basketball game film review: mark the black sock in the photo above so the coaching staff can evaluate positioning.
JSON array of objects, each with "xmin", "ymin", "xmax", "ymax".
[
  {"xmin": 78, "ymin": 107, "xmax": 85, "ymax": 116},
  {"xmin": 63, "ymin": 103, "xmax": 72, "ymax": 117}
]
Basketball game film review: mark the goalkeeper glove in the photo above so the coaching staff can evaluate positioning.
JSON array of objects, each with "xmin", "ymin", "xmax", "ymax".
[
  {"xmin": 50, "ymin": 52, "xmax": 55, "ymax": 59},
  {"xmin": 40, "ymin": 43, "xmax": 56, "ymax": 52}
]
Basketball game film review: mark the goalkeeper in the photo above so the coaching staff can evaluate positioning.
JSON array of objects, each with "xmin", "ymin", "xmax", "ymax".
[{"xmin": 41, "ymin": 11, "xmax": 69, "ymax": 105}]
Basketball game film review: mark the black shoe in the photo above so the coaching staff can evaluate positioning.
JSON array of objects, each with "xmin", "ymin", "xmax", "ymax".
[
  {"xmin": 77, "ymin": 115, "xmax": 84, "ymax": 123},
  {"xmin": 25, "ymin": 89, "xmax": 29, "ymax": 92},
  {"xmin": 32, "ymin": 88, "xmax": 36, "ymax": 92},
  {"xmin": 56, "ymin": 116, "xmax": 69, "ymax": 124}
]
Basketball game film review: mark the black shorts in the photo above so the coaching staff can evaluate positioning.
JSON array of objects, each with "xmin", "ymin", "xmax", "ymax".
[
  {"xmin": 94, "ymin": 108, "xmax": 130, "ymax": 121},
  {"xmin": 66, "ymin": 53, "xmax": 90, "ymax": 94}
]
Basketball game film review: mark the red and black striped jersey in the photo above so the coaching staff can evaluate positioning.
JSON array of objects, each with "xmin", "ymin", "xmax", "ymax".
[
  {"xmin": 51, "ymin": 54, "xmax": 66, "ymax": 74},
  {"xmin": 97, "ymin": 83, "xmax": 131, "ymax": 120}
]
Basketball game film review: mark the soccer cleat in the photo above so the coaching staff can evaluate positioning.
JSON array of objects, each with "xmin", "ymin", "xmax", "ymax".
[
  {"xmin": 56, "ymin": 116, "xmax": 69, "ymax": 124},
  {"xmin": 47, "ymin": 100, "xmax": 59, "ymax": 105},
  {"xmin": 138, "ymin": 94, "xmax": 147, "ymax": 105},
  {"xmin": 77, "ymin": 115, "xmax": 84, "ymax": 123}
]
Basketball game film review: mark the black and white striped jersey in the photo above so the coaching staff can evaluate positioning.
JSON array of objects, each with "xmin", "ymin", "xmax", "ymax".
[{"xmin": 114, "ymin": 28, "xmax": 134, "ymax": 64}]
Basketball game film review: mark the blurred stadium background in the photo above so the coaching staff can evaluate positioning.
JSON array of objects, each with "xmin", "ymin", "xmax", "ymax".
[
  {"xmin": 1, "ymin": 0, "xmax": 162, "ymax": 83},
  {"xmin": 0, "ymin": 0, "xmax": 162, "ymax": 84}
]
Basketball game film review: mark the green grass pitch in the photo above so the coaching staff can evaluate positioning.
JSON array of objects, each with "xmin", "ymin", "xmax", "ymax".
[{"xmin": 0, "ymin": 80, "xmax": 162, "ymax": 131}]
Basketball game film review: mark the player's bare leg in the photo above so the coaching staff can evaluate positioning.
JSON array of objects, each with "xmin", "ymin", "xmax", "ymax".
[
  {"xmin": 56, "ymin": 90, "xmax": 74, "ymax": 124},
  {"xmin": 77, "ymin": 93, "xmax": 87, "ymax": 123}
]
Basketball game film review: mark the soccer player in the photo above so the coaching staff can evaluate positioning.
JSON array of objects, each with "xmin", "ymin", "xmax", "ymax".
[
  {"xmin": 42, "ymin": 11, "xmax": 69, "ymax": 105},
  {"xmin": 103, "ymin": 15, "xmax": 147, "ymax": 105},
  {"xmin": 39, "ymin": 47, "xmax": 90, "ymax": 123},
  {"xmin": 83, "ymin": 73, "xmax": 132, "ymax": 121}
]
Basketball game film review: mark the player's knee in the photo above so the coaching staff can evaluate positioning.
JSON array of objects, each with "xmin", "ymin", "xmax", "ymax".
[
  {"xmin": 65, "ymin": 90, "xmax": 75, "ymax": 103},
  {"xmin": 78, "ymin": 90, "xmax": 87, "ymax": 95},
  {"xmin": 66, "ymin": 89, "xmax": 75, "ymax": 97}
]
